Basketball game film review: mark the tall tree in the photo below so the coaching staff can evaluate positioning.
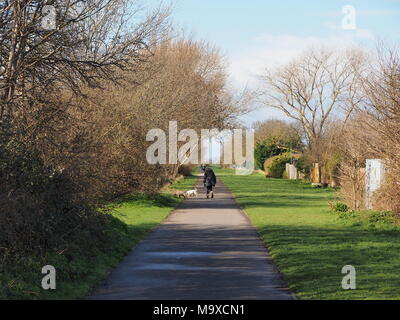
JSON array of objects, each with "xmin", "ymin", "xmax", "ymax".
[
  {"xmin": 260, "ymin": 47, "xmax": 366, "ymax": 161},
  {"xmin": 0, "ymin": 0, "xmax": 169, "ymax": 120}
]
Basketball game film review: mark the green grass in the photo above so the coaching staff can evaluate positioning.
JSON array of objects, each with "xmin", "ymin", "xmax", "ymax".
[
  {"xmin": 215, "ymin": 167, "xmax": 400, "ymax": 300},
  {"xmin": 0, "ymin": 174, "xmax": 198, "ymax": 300}
]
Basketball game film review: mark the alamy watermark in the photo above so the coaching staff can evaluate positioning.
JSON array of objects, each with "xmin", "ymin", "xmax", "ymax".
[
  {"xmin": 342, "ymin": 265, "xmax": 356, "ymax": 290},
  {"xmin": 146, "ymin": 121, "xmax": 255, "ymax": 175},
  {"xmin": 41, "ymin": 5, "xmax": 57, "ymax": 30},
  {"xmin": 342, "ymin": 5, "xmax": 357, "ymax": 30},
  {"xmin": 41, "ymin": 265, "xmax": 56, "ymax": 290}
]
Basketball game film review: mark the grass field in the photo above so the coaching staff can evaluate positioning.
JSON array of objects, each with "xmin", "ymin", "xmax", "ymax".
[
  {"xmin": 0, "ymin": 173, "xmax": 197, "ymax": 300},
  {"xmin": 215, "ymin": 167, "xmax": 400, "ymax": 300}
]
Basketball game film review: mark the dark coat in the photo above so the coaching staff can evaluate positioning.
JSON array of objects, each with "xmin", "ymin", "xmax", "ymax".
[{"xmin": 203, "ymin": 168, "xmax": 217, "ymax": 187}]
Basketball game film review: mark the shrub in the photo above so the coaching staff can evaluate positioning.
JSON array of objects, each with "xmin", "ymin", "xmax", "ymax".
[
  {"xmin": 331, "ymin": 202, "xmax": 350, "ymax": 213},
  {"xmin": 336, "ymin": 210, "xmax": 357, "ymax": 220},
  {"xmin": 0, "ymin": 134, "xmax": 108, "ymax": 267},
  {"xmin": 178, "ymin": 165, "xmax": 194, "ymax": 177},
  {"xmin": 254, "ymin": 141, "xmax": 283, "ymax": 170},
  {"xmin": 330, "ymin": 202, "xmax": 397, "ymax": 227},
  {"xmin": 265, "ymin": 153, "xmax": 293, "ymax": 178},
  {"xmin": 367, "ymin": 211, "xmax": 396, "ymax": 224}
]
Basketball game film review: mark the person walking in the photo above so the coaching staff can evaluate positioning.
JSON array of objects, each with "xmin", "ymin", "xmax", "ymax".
[{"xmin": 203, "ymin": 167, "xmax": 217, "ymax": 199}]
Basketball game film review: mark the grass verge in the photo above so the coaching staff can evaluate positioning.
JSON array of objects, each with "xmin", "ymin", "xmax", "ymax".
[{"xmin": 215, "ymin": 167, "xmax": 400, "ymax": 300}]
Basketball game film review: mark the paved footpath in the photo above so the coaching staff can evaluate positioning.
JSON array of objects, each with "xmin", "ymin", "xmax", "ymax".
[{"xmin": 88, "ymin": 178, "xmax": 295, "ymax": 300}]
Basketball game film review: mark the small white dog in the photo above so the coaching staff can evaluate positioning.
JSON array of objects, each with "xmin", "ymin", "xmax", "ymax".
[{"xmin": 185, "ymin": 188, "xmax": 198, "ymax": 198}]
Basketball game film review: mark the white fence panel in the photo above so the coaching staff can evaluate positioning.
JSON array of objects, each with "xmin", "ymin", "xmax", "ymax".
[{"xmin": 365, "ymin": 159, "xmax": 385, "ymax": 210}]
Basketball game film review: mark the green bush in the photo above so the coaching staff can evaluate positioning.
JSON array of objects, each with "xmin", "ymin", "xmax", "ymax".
[
  {"xmin": 331, "ymin": 202, "xmax": 350, "ymax": 213},
  {"xmin": 254, "ymin": 141, "xmax": 283, "ymax": 170},
  {"xmin": 335, "ymin": 210, "xmax": 357, "ymax": 221},
  {"xmin": 330, "ymin": 203, "xmax": 397, "ymax": 227},
  {"xmin": 0, "ymin": 129, "xmax": 111, "ymax": 299},
  {"xmin": 368, "ymin": 211, "xmax": 396, "ymax": 224},
  {"xmin": 265, "ymin": 153, "xmax": 293, "ymax": 178}
]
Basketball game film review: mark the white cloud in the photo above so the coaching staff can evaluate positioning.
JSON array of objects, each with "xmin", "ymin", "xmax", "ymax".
[
  {"xmin": 228, "ymin": 35, "xmax": 317, "ymax": 88},
  {"xmin": 227, "ymin": 30, "xmax": 375, "ymax": 125},
  {"xmin": 323, "ymin": 22, "xmax": 374, "ymax": 39},
  {"xmin": 228, "ymin": 30, "xmax": 374, "ymax": 89}
]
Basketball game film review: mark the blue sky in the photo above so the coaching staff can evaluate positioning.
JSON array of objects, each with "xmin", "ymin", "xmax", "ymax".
[
  {"xmin": 146, "ymin": 0, "xmax": 400, "ymax": 124},
  {"xmin": 163, "ymin": 0, "xmax": 400, "ymax": 49},
  {"xmin": 156, "ymin": 0, "xmax": 400, "ymax": 50}
]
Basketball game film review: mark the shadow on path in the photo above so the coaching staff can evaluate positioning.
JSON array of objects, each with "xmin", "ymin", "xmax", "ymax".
[{"xmin": 87, "ymin": 177, "xmax": 295, "ymax": 300}]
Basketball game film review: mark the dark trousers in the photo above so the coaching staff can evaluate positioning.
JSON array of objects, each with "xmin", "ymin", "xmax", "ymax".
[{"xmin": 206, "ymin": 185, "xmax": 213, "ymax": 194}]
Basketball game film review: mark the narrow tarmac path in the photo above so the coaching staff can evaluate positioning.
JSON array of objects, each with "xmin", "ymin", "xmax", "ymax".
[{"xmin": 88, "ymin": 177, "xmax": 295, "ymax": 300}]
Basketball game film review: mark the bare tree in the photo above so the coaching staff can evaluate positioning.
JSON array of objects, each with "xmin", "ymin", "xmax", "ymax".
[
  {"xmin": 44, "ymin": 36, "xmax": 247, "ymax": 200},
  {"xmin": 360, "ymin": 45, "xmax": 400, "ymax": 212},
  {"xmin": 260, "ymin": 47, "xmax": 366, "ymax": 162},
  {"xmin": 337, "ymin": 114, "xmax": 374, "ymax": 210},
  {"xmin": 0, "ymin": 0, "xmax": 171, "ymax": 268},
  {"xmin": 0, "ymin": 0, "xmax": 170, "ymax": 119},
  {"xmin": 252, "ymin": 119, "xmax": 302, "ymax": 147}
]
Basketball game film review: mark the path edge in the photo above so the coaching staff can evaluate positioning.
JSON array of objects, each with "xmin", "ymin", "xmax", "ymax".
[
  {"xmin": 220, "ymin": 180, "xmax": 299, "ymax": 301},
  {"xmin": 84, "ymin": 184, "xmax": 191, "ymax": 298}
]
